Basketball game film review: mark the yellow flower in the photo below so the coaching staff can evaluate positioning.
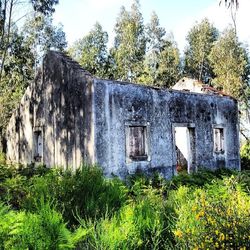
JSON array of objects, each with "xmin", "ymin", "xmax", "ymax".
[
  {"xmin": 195, "ymin": 210, "xmax": 205, "ymax": 220},
  {"xmin": 174, "ymin": 229, "xmax": 183, "ymax": 238},
  {"xmin": 219, "ymin": 233, "xmax": 225, "ymax": 241},
  {"xmin": 192, "ymin": 205, "xmax": 197, "ymax": 212}
]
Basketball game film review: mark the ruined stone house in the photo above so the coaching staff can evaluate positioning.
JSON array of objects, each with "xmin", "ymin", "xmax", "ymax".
[
  {"xmin": 173, "ymin": 77, "xmax": 250, "ymax": 144},
  {"xmin": 6, "ymin": 51, "xmax": 240, "ymax": 178}
]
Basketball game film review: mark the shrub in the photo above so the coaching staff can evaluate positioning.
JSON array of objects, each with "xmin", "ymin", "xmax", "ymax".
[
  {"xmin": 0, "ymin": 152, "xmax": 6, "ymax": 164},
  {"xmin": 0, "ymin": 201, "xmax": 86, "ymax": 250},
  {"xmin": 170, "ymin": 168, "xmax": 236, "ymax": 188},
  {"xmin": 0, "ymin": 164, "xmax": 17, "ymax": 181},
  {"xmin": 79, "ymin": 181, "xmax": 176, "ymax": 249},
  {"xmin": 0, "ymin": 202, "xmax": 17, "ymax": 249},
  {"xmin": 241, "ymin": 141, "xmax": 250, "ymax": 170},
  {"xmin": 173, "ymin": 176, "xmax": 250, "ymax": 249},
  {"xmin": 60, "ymin": 166, "xmax": 128, "ymax": 225},
  {"xmin": 24, "ymin": 165, "xmax": 128, "ymax": 228},
  {"xmin": 0, "ymin": 174, "xmax": 28, "ymax": 209}
]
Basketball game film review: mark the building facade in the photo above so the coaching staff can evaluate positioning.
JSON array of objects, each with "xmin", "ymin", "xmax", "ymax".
[{"xmin": 6, "ymin": 52, "xmax": 241, "ymax": 178}]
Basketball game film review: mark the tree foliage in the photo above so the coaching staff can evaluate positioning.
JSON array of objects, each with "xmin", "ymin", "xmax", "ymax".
[
  {"xmin": 138, "ymin": 12, "xmax": 180, "ymax": 87},
  {"xmin": 69, "ymin": 22, "xmax": 110, "ymax": 78},
  {"xmin": 209, "ymin": 27, "xmax": 250, "ymax": 100},
  {"xmin": 0, "ymin": 0, "xmax": 65, "ymax": 150},
  {"xmin": 69, "ymin": 5, "xmax": 181, "ymax": 87},
  {"xmin": 22, "ymin": 13, "xmax": 67, "ymax": 65},
  {"xmin": 220, "ymin": 0, "xmax": 239, "ymax": 9},
  {"xmin": 184, "ymin": 18, "xmax": 218, "ymax": 83},
  {"xmin": 111, "ymin": 0, "xmax": 146, "ymax": 82},
  {"xmin": 30, "ymin": 0, "xmax": 59, "ymax": 15},
  {"xmin": 1, "ymin": 0, "xmax": 250, "ymax": 151}
]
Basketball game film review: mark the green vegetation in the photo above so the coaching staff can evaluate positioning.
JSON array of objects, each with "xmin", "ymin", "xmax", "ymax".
[
  {"xmin": 184, "ymin": 18, "xmax": 218, "ymax": 83},
  {"xmin": 0, "ymin": 163, "xmax": 250, "ymax": 249},
  {"xmin": 209, "ymin": 27, "xmax": 250, "ymax": 100},
  {"xmin": 240, "ymin": 140, "xmax": 250, "ymax": 170},
  {"xmin": 0, "ymin": 0, "xmax": 66, "ymax": 148}
]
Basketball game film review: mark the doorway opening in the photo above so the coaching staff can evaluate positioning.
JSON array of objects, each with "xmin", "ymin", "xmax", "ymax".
[{"xmin": 173, "ymin": 125, "xmax": 196, "ymax": 174}]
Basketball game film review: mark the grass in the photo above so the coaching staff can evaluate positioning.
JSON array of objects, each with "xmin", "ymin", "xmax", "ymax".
[{"xmin": 0, "ymin": 162, "xmax": 249, "ymax": 249}]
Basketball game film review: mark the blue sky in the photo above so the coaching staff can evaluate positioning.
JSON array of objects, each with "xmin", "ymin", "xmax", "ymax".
[{"xmin": 53, "ymin": 0, "xmax": 250, "ymax": 53}]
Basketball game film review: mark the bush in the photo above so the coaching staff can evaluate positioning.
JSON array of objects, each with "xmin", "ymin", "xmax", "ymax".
[
  {"xmin": 23, "ymin": 165, "xmax": 128, "ymax": 228},
  {"xmin": 0, "ymin": 201, "xmax": 86, "ymax": 250},
  {"xmin": 0, "ymin": 174, "xmax": 28, "ymax": 209},
  {"xmin": 0, "ymin": 163, "xmax": 250, "ymax": 249},
  {"xmin": 0, "ymin": 164, "xmax": 17, "ymax": 181},
  {"xmin": 169, "ymin": 168, "xmax": 236, "ymax": 188},
  {"xmin": 0, "ymin": 202, "xmax": 17, "ymax": 249},
  {"xmin": 79, "ymin": 184, "xmax": 176, "ymax": 249},
  {"xmin": 173, "ymin": 176, "xmax": 250, "ymax": 249},
  {"xmin": 0, "ymin": 152, "xmax": 6, "ymax": 164},
  {"xmin": 241, "ymin": 141, "xmax": 250, "ymax": 170}
]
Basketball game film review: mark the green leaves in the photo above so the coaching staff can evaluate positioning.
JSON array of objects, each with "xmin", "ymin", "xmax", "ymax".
[
  {"xmin": 240, "ymin": 141, "xmax": 250, "ymax": 170},
  {"xmin": 112, "ymin": 0, "xmax": 146, "ymax": 82},
  {"xmin": 184, "ymin": 18, "xmax": 218, "ymax": 83},
  {"xmin": 0, "ymin": 0, "xmax": 67, "ymax": 148},
  {"xmin": 30, "ymin": 0, "xmax": 59, "ymax": 16},
  {"xmin": 22, "ymin": 13, "xmax": 67, "ymax": 62},
  {"xmin": 0, "ymin": 201, "xmax": 86, "ymax": 250},
  {"xmin": 174, "ymin": 177, "xmax": 250, "ymax": 249},
  {"xmin": 138, "ymin": 12, "xmax": 180, "ymax": 88},
  {"xmin": 209, "ymin": 27, "xmax": 250, "ymax": 100},
  {"xmin": 69, "ymin": 4, "xmax": 181, "ymax": 87},
  {"xmin": 69, "ymin": 22, "xmax": 110, "ymax": 78}
]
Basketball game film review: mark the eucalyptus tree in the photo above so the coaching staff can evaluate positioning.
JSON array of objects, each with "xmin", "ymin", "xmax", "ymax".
[
  {"xmin": 22, "ymin": 13, "xmax": 67, "ymax": 68},
  {"xmin": 0, "ymin": 0, "xmax": 60, "ymax": 151},
  {"xmin": 0, "ymin": 0, "xmax": 59, "ymax": 81},
  {"xmin": 69, "ymin": 22, "xmax": 110, "ymax": 78},
  {"xmin": 220, "ymin": 0, "xmax": 239, "ymax": 8},
  {"xmin": 209, "ymin": 27, "xmax": 250, "ymax": 100},
  {"xmin": 183, "ymin": 18, "xmax": 218, "ymax": 83},
  {"xmin": 111, "ymin": 0, "xmax": 146, "ymax": 82},
  {"xmin": 139, "ymin": 12, "xmax": 180, "ymax": 87}
]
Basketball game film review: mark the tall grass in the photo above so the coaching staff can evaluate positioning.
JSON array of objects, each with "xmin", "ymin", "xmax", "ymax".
[
  {"xmin": 0, "ymin": 163, "xmax": 250, "ymax": 249},
  {"xmin": 0, "ymin": 201, "xmax": 86, "ymax": 249}
]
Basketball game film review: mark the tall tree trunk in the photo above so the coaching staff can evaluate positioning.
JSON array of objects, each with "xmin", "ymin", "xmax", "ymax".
[{"xmin": 0, "ymin": 0, "xmax": 14, "ymax": 82}]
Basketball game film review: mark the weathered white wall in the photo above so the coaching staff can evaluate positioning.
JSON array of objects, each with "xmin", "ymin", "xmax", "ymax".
[
  {"xmin": 94, "ymin": 79, "xmax": 240, "ymax": 178},
  {"xmin": 6, "ymin": 52, "xmax": 95, "ymax": 169},
  {"xmin": 6, "ymin": 51, "xmax": 241, "ymax": 179}
]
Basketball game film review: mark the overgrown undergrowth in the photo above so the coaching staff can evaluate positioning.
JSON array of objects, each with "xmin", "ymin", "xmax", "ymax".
[{"xmin": 0, "ymin": 163, "xmax": 250, "ymax": 249}]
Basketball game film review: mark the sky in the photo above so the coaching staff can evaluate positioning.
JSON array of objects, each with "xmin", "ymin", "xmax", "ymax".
[{"xmin": 53, "ymin": 0, "xmax": 250, "ymax": 53}]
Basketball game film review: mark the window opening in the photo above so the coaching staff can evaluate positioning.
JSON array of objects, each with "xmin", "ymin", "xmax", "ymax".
[
  {"xmin": 127, "ymin": 126, "xmax": 148, "ymax": 161},
  {"xmin": 213, "ymin": 128, "xmax": 224, "ymax": 153},
  {"xmin": 34, "ymin": 130, "xmax": 43, "ymax": 162}
]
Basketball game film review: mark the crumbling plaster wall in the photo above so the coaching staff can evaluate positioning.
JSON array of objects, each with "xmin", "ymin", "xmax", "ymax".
[
  {"xmin": 7, "ymin": 51, "xmax": 95, "ymax": 168},
  {"xmin": 93, "ymin": 79, "xmax": 240, "ymax": 179},
  {"xmin": 6, "ymin": 51, "xmax": 240, "ymax": 179}
]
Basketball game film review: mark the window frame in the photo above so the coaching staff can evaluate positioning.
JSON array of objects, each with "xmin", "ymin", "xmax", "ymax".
[
  {"xmin": 125, "ymin": 121, "xmax": 150, "ymax": 163},
  {"xmin": 213, "ymin": 125, "xmax": 225, "ymax": 154},
  {"xmin": 33, "ymin": 127, "xmax": 43, "ymax": 162}
]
